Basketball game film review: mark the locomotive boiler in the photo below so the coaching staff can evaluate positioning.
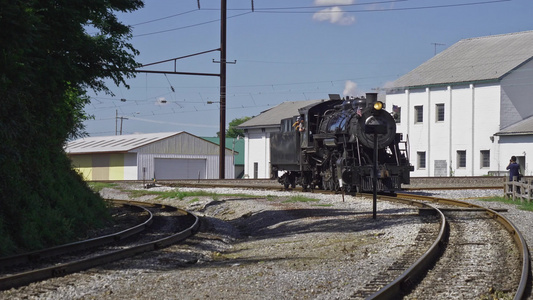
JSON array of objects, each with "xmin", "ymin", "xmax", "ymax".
[{"xmin": 270, "ymin": 93, "xmax": 412, "ymax": 193}]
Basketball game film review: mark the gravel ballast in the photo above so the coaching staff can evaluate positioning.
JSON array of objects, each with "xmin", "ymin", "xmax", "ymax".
[{"xmin": 2, "ymin": 184, "xmax": 531, "ymax": 300}]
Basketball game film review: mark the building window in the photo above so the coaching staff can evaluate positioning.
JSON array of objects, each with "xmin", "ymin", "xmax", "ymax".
[
  {"xmin": 253, "ymin": 162, "xmax": 258, "ymax": 179},
  {"xmin": 480, "ymin": 150, "xmax": 490, "ymax": 168},
  {"xmin": 417, "ymin": 152, "xmax": 426, "ymax": 169},
  {"xmin": 457, "ymin": 150, "xmax": 466, "ymax": 168},
  {"xmin": 436, "ymin": 104, "xmax": 445, "ymax": 122},
  {"xmin": 392, "ymin": 105, "xmax": 401, "ymax": 123},
  {"xmin": 415, "ymin": 105, "xmax": 423, "ymax": 123}
]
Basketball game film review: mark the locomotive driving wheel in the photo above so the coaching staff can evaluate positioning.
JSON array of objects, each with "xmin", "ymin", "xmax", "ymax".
[{"xmin": 321, "ymin": 169, "xmax": 333, "ymax": 191}]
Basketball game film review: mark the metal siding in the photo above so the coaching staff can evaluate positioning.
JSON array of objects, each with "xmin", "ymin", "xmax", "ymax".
[
  {"xmin": 154, "ymin": 158, "xmax": 207, "ymax": 179},
  {"xmin": 70, "ymin": 155, "xmax": 93, "ymax": 180},
  {"xmin": 124, "ymin": 153, "xmax": 138, "ymax": 180},
  {"xmin": 109, "ymin": 154, "xmax": 124, "ymax": 180},
  {"xmin": 92, "ymin": 154, "xmax": 109, "ymax": 180},
  {"xmin": 138, "ymin": 154, "xmax": 233, "ymax": 180},
  {"xmin": 134, "ymin": 133, "xmax": 225, "ymax": 155}
]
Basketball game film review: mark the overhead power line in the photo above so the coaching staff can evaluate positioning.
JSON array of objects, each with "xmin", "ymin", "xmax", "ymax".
[
  {"xmin": 131, "ymin": 0, "xmax": 509, "ymax": 38},
  {"xmin": 131, "ymin": 9, "xmax": 198, "ymax": 26},
  {"xmin": 133, "ymin": 12, "xmax": 251, "ymax": 37},
  {"xmin": 251, "ymin": 0, "xmax": 511, "ymax": 14},
  {"xmin": 205, "ymin": 0, "xmax": 407, "ymax": 11}
]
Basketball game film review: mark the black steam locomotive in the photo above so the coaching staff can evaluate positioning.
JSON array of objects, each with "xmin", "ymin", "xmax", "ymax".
[{"xmin": 270, "ymin": 93, "xmax": 412, "ymax": 193}]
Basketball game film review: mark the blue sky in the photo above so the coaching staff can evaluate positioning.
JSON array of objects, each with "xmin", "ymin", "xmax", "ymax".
[{"xmin": 84, "ymin": 0, "xmax": 532, "ymax": 137}]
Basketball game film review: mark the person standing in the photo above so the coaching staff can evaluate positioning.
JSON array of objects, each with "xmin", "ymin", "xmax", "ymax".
[{"xmin": 507, "ymin": 156, "xmax": 521, "ymax": 181}]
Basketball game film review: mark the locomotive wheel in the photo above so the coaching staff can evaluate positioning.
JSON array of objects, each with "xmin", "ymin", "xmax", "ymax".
[{"xmin": 282, "ymin": 174, "xmax": 291, "ymax": 189}]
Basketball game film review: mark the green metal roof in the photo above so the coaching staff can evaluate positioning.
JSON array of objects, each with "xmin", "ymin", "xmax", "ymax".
[{"xmin": 201, "ymin": 137, "xmax": 244, "ymax": 165}]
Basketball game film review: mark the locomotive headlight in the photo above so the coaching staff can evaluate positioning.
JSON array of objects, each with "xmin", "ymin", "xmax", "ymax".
[{"xmin": 373, "ymin": 101, "xmax": 383, "ymax": 111}]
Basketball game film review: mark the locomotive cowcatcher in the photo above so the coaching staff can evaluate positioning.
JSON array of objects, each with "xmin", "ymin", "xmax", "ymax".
[{"xmin": 270, "ymin": 93, "xmax": 413, "ymax": 193}]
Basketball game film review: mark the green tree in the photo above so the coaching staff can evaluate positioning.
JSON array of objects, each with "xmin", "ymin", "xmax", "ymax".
[
  {"xmin": 217, "ymin": 116, "xmax": 252, "ymax": 138},
  {"xmin": 0, "ymin": 0, "xmax": 143, "ymax": 255}
]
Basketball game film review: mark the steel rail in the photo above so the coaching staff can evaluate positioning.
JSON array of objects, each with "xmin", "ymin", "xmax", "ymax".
[
  {"xmin": 0, "ymin": 201, "xmax": 153, "ymax": 269},
  {"xmin": 386, "ymin": 193, "xmax": 530, "ymax": 300},
  {"xmin": 0, "ymin": 201, "xmax": 200, "ymax": 291},
  {"xmin": 366, "ymin": 197, "xmax": 448, "ymax": 299},
  {"xmin": 157, "ymin": 179, "xmax": 503, "ymax": 193}
]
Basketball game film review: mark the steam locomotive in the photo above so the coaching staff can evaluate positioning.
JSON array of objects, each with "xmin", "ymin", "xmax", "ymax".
[{"xmin": 270, "ymin": 93, "xmax": 412, "ymax": 193}]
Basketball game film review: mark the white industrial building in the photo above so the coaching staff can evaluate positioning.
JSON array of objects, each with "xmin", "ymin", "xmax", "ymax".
[
  {"xmin": 386, "ymin": 30, "xmax": 533, "ymax": 177},
  {"xmin": 237, "ymin": 31, "xmax": 533, "ymax": 179},
  {"xmin": 66, "ymin": 132, "xmax": 235, "ymax": 180}
]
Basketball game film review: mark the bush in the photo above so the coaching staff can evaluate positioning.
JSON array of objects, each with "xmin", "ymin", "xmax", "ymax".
[{"xmin": 0, "ymin": 148, "xmax": 110, "ymax": 256}]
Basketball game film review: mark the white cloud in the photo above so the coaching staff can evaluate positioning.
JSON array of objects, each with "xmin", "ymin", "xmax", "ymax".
[
  {"xmin": 314, "ymin": 0, "xmax": 355, "ymax": 5},
  {"xmin": 343, "ymin": 80, "xmax": 358, "ymax": 97},
  {"xmin": 312, "ymin": 6, "xmax": 356, "ymax": 25}
]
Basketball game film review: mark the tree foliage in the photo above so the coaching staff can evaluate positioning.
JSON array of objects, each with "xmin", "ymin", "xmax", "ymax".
[
  {"xmin": 217, "ymin": 116, "xmax": 252, "ymax": 138},
  {"xmin": 0, "ymin": 0, "xmax": 144, "ymax": 255}
]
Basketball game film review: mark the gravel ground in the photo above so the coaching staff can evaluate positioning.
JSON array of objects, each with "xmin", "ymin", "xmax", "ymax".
[{"xmin": 1, "ymin": 184, "xmax": 531, "ymax": 300}]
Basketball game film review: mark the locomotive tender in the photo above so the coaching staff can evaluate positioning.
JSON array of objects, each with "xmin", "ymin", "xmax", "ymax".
[{"xmin": 270, "ymin": 93, "xmax": 412, "ymax": 193}]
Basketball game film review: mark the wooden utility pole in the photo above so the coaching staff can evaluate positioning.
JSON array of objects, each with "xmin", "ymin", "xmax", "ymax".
[
  {"xmin": 135, "ymin": 1, "xmax": 229, "ymax": 179},
  {"xmin": 219, "ymin": 0, "xmax": 227, "ymax": 179}
]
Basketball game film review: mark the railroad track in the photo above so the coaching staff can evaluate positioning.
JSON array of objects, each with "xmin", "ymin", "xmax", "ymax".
[
  {"xmin": 6, "ymin": 181, "xmax": 525, "ymax": 298},
  {"xmin": 0, "ymin": 200, "xmax": 199, "ymax": 291},
  {"xmin": 161, "ymin": 180, "xmax": 529, "ymax": 298},
  {"xmin": 362, "ymin": 193, "xmax": 530, "ymax": 300},
  {"xmin": 161, "ymin": 180, "xmax": 530, "ymax": 298}
]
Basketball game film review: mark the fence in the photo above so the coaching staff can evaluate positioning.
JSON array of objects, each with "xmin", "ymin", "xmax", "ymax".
[{"xmin": 504, "ymin": 177, "xmax": 533, "ymax": 202}]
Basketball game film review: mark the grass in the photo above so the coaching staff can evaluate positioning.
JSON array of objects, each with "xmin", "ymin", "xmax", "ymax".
[
  {"xmin": 126, "ymin": 189, "xmax": 257, "ymax": 201},
  {"xmin": 478, "ymin": 196, "xmax": 533, "ymax": 211},
  {"xmin": 87, "ymin": 182, "xmax": 118, "ymax": 193},
  {"xmin": 282, "ymin": 195, "xmax": 320, "ymax": 203},
  {"xmin": 123, "ymin": 189, "xmax": 328, "ymax": 206}
]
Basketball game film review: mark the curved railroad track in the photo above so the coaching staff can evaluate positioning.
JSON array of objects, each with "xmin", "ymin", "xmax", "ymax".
[
  {"xmin": 364, "ymin": 193, "xmax": 530, "ymax": 300},
  {"xmin": 161, "ymin": 181, "xmax": 530, "ymax": 299},
  {"xmin": 4, "ymin": 181, "xmax": 526, "ymax": 298},
  {"xmin": 163, "ymin": 181, "xmax": 530, "ymax": 299},
  {"xmin": 352, "ymin": 199, "xmax": 446, "ymax": 299},
  {"xmin": 0, "ymin": 200, "xmax": 199, "ymax": 291}
]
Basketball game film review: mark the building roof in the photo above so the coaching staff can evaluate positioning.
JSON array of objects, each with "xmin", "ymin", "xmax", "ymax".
[
  {"xmin": 495, "ymin": 116, "xmax": 533, "ymax": 136},
  {"xmin": 390, "ymin": 31, "xmax": 533, "ymax": 89},
  {"xmin": 202, "ymin": 137, "xmax": 245, "ymax": 165},
  {"xmin": 66, "ymin": 132, "xmax": 184, "ymax": 154},
  {"xmin": 237, "ymin": 99, "xmax": 325, "ymax": 129}
]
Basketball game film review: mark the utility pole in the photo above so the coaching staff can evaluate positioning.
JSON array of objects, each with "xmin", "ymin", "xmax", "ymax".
[
  {"xmin": 119, "ymin": 116, "xmax": 128, "ymax": 135},
  {"xmin": 219, "ymin": 0, "xmax": 227, "ymax": 179},
  {"xmin": 134, "ymin": 0, "xmax": 231, "ymax": 179},
  {"xmin": 116, "ymin": 110, "xmax": 128, "ymax": 135},
  {"xmin": 431, "ymin": 43, "xmax": 445, "ymax": 55}
]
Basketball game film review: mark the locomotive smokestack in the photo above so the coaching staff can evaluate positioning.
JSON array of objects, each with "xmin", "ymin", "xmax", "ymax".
[{"xmin": 365, "ymin": 93, "xmax": 378, "ymax": 106}]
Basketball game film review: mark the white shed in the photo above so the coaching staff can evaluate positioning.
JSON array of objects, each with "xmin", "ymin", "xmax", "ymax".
[
  {"xmin": 66, "ymin": 132, "xmax": 234, "ymax": 180},
  {"xmin": 386, "ymin": 30, "xmax": 533, "ymax": 176}
]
